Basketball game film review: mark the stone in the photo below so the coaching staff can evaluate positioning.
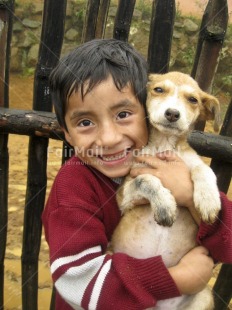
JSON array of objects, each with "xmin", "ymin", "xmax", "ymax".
[
  {"xmin": 183, "ymin": 19, "xmax": 198, "ymax": 33},
  {"xmin": 27, "ymin": 44, "xmax": 39, "ymax": 66},
  {"xmin": 174, "ymin": 21, "xmax": 183, "ymax": 28},
  {"xmin": 22, "ymin": 18, "xmax": 41, "ymax": 29},
  {"xmin": 10, "ymin": 47, "xmax": 22, "ymax": 72},
  {"xmin": 34, "ymin": 3, "xmax": 44, "ymax": 14},
  {"xmin": 133, "ymin": 9, "xmax": 142, "ymax": 20},
  {"xmin": 108, "ymin": 6, "xmax": 117, "ymax": 17},
  {"xmin": 173, "ymin": 30, "xmax": 182, "ymax": 39},
  {"xmin": 65, "ymin": 28, "xmax": 79, "ymax": 41},
  {"xmin": 13, "ymin": 22, "xmax": 23, "ymax": 32}
]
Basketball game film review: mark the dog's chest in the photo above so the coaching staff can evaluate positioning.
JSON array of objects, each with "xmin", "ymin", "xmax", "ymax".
[
  {"xmin": 111, "ymin": 206, "xmax": 198, "ymax": 267},
  {"xmin": 144, "ymin": 133, "xmax": 180, "ymax": 154}
]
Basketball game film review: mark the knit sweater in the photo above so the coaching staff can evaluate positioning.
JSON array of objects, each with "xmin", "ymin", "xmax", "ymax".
[{"xmin": 42, "ymin": 156, "xmax": 232, "ymax": 310}]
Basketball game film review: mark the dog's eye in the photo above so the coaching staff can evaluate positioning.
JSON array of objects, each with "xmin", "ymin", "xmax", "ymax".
[
  {"xmin": 188, "ymin": 96, "xmax": 198, "ymax": 104},
  {"xmin": 154, "ymin": 87, "xmax": 163, "ymax": 93}
]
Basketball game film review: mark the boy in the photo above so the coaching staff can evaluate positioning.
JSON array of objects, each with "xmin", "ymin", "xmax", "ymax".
[{"xmin": 42, "ymin": 39, "xmax": 232, "ymax": 309}]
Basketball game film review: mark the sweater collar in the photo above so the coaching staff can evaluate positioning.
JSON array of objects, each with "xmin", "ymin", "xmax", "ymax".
[{"xmin": 111, "ymin": 177, "xmax": 123, "ymax": 185}]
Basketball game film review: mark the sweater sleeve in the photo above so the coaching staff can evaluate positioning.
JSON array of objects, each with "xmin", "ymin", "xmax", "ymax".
[
  {"xmin": 42, "ymin": 169, "xmax": 180, "ymax": 310},
  {"xmin": 197, "ymin": 192, "xmax": 232, "ymax": 263}
]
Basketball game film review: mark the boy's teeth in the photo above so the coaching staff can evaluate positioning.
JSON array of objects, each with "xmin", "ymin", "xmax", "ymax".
[{"xmin": 102, "ymin": 152, "xmax": 126, "ymax": 162}]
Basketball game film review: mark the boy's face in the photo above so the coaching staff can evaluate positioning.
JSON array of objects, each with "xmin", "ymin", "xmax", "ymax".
[{"xmin": 64, "ymin": 76, "xmax": 148, "ymax": 178}]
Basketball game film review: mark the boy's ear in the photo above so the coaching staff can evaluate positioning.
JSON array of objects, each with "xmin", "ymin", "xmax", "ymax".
[
  {"xmin": 199, "ymin": 92, "xmax": 221, "ymax": 132},
  {"xmin": 63, "ymin": 128, "xmax": 73, "ymax": 146}
]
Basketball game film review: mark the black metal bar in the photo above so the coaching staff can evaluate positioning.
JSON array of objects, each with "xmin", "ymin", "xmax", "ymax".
[
  {"xmin": 191, "ymin": 0, "xmax": 228, "ymax": 131},
  {"xmin": 220, "ymin": 98, "xmax": 232, "ymax": 136},
  {"xmin": 213, "ymin": 264, "xmax": 232, "ymax": 310},
  {"xmin": 211, "ymin": 98, "xmax": 232, "ymax": 192},
  {"xmin": 0, "ymin": 108, "xmax": 64, "ymax": 140},
  {"xmin": 0, "ymin": 1, "xmax": 14, "ymax": 309},
  {"xmin": 82, "ymin": 0, "xmax": 100, "ymax": 42},
  {"xmin": 191, "ymin": 0, "xmax": 229, "ymax": 85},
  {"xmin": 187, "ymin": 130, "xmax": 232, "ymax": 163},
  {"xmin": 212, "ymin": 98, "xmax": 232, "ymax": 310},
  {"xmin": 113, "ymin": 0, "xmax": 136, "ymax": 41},
  {"xmin": 0, "ymin": 139, "xmax": 8, "ymax": 310},
  {"xmin": 50, "ymin": 286, "xmax": 56, "ymax": 310},
  {"xmin": 95, "ymin": 0, "xmax": 110, "ymax": 38},
  {"xmin": 147, "ymin": 0, "xmax": 175, "ymax": 73},
  {"xmin": 21, "ymin": 0, "xmax": 67, "ymax": 309},
  {"xmin": 1, "ymin": 108, "xmax": 232, "ymax": 164}
]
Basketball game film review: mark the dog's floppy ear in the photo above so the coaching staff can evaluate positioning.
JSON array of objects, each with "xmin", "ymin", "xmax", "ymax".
[
  {"xmin": 199, "ymin": 92, "xmax": 221, "ymax": 132},
  {"xmin": 147, "ymin": 74, "xmax": 162, "ymax": 92},
  {"xmin": 147, "ymin": 74, "xmax": 160, "ymax": 84}
]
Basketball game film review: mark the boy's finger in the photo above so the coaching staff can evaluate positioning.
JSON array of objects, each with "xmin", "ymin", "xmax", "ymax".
[
  {"xmin": 156, "ymin": 151, "xmax": 177, "ymax": 161},
  {"xmin": 130, "ymin": 167, "xmax": 159, "ymax": 177},
  {"xmin": 134, "ymin": 155, "xmax": 164, "ymax": 167},
  {"xmin": 194, "ymin": 246, "xmax": 210, "ymax": 256}
]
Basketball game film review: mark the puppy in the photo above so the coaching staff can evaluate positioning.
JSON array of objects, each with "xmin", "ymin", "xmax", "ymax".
[{"xmin": 111, "ymin": 72, "xmax": 221, "ymax": 310}]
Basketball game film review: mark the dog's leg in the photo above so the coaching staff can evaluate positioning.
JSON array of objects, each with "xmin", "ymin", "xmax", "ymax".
[
  {"xmin": 191, "ymin": 164, "xmax": 221, "ymax": 223},
  {"xmin": 118, "ymin": 174, "xmax": 177, "ymax": 226},
  {"xmin": 134, "ymin": 174, "xmax": 177, "ymax": 226},
  {"xmin": 116, "ymin": 176, "xmax": 147, "ymax": 212}
]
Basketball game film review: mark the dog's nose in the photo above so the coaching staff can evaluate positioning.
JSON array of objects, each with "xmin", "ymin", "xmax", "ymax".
[{"xmin": 165, "ymin": 108, "xmax": 180, "ymax": 122}]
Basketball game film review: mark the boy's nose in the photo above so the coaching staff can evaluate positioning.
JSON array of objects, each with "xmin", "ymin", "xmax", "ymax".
[{"xmin": 96, "ymin": 123, "xmax": 122, "ymax": 147}]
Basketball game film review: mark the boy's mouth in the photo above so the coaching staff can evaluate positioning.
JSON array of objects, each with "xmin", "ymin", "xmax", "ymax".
[{"xmin": 98, "ymin": 148, "xmax": 131, "ymax": 162}]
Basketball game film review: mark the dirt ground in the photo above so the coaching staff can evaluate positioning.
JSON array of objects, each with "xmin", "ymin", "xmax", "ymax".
[{"xmin": 4, "ymin": 74, "xmax": 232, "ymax": 309}]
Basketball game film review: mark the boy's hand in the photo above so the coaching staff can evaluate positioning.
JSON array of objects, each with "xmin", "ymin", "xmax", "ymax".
[
  {"xmin": 130, "ymin": 152, "xmax": 194, "ymax": 208},
  {"xmin": 168, "ymin": 246, "xmax": 214, "ymax": 295}
]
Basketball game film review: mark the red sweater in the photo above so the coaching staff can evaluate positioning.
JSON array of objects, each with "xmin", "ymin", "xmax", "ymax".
[{"xmin": 42, "ymin": 156, "xmax": 232, "ymax": 310}]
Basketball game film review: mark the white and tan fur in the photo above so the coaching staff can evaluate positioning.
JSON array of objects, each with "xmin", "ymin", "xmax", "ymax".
[{"xmin": 111, "ymin": 72, "xmax": 221, "ymax": 310}]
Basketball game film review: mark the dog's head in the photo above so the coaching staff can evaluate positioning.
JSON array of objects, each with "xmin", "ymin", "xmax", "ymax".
[{"xmin": 146, "ymin": 72, "xmax": 220, "ymax": 136}]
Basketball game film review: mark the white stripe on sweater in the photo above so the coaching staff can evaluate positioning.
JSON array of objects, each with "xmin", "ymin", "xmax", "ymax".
[
  {"xmin": 88, "ymin": 259, "xmax": 112, "ymax": 310},
  {"xmin": 51, "ymin": 245, "xmax": 101, "ymax": 274},
  {"xmin": 55, "ymin": 254, "xmax": 112, "ymax": 310}
]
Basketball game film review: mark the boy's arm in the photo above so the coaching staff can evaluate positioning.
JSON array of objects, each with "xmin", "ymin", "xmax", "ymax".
[
  {"xmin": 197, "ymin": 192, "xmax": 232, "ymax": 263},
  {"xmin": 169, "ymin": 246, "xmax": 214, "ymax": 294}
]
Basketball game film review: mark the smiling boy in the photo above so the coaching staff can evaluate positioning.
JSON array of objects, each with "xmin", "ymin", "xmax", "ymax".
[
  {"xmin": 64, "ymin": 75, "xmax": 148, "ymax": 178},
  {"xmin": 42, "ymin": 39, "xmax": 232, "ymax": 309}
]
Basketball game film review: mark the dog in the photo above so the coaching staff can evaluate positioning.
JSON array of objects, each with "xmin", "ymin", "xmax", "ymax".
[{"xmin": 110, "ymin": 72, "xmax": 221, "ymax": 309}]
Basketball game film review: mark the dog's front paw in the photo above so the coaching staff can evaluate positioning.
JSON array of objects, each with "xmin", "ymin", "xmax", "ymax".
[
  {"xmin": 194, "ymin": 190, "xmax": 221, "ymax": 224},
  {"xmin": 191, "ymin": 165, "xmax": 221, "ymax": 224},
  {"xmin": 135, "ymin": 174, "xmax": 177, "ymax": 227},
  {"xmin": 151, "ymin": 186, "xmax": 177, "ymax": 227}
]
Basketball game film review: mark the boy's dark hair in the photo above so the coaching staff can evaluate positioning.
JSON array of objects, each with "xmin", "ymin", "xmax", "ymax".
[{"xmin": 49, "ymin": 39, "xmax": 148, "ymax": 130}]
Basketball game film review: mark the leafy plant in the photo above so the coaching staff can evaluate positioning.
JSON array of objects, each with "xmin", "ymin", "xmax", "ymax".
[{"xmin": 182, "ymin": 46, "xmax": 195, "ymax": 66}]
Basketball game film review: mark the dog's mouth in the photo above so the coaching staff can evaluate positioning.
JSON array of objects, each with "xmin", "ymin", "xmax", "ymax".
[{"xmin": 151, "ymin": 121, "xmax": 183, "ymax": 133}]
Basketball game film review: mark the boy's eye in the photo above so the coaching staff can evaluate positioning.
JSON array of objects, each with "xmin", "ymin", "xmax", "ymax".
[
  {"xmin": 117, "ymin": 111, "xmax": 130, "ymax": 119},
  {"xmin": 78, "ymin": 119, "xmax": 93, "ymax": 127}
]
